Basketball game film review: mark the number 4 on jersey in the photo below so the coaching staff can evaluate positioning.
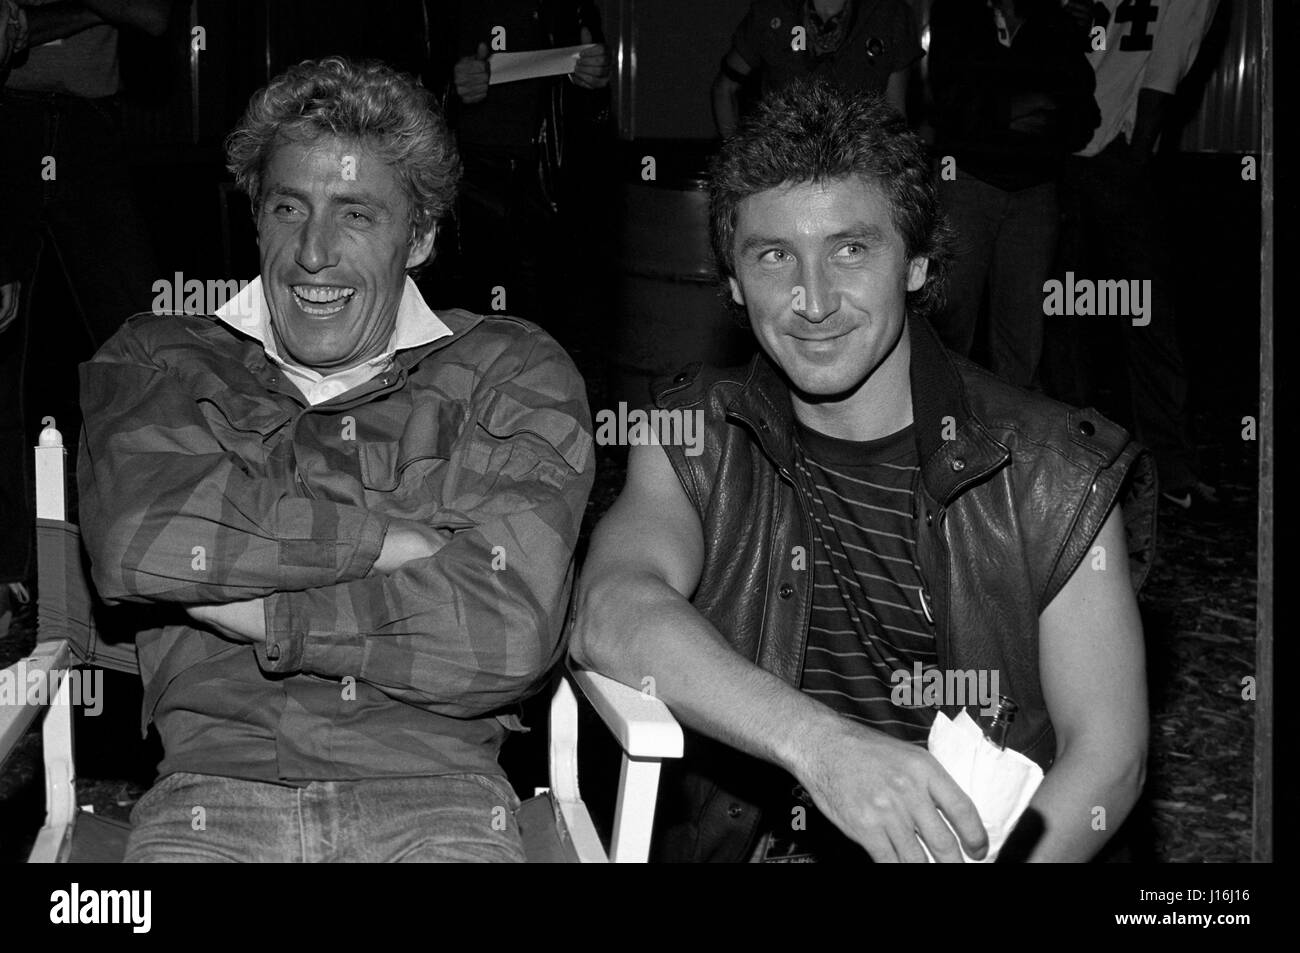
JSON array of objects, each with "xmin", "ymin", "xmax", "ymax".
[{"xmin": 1092, "ymin": 0, "xmax": 1158, "ymax": 52}]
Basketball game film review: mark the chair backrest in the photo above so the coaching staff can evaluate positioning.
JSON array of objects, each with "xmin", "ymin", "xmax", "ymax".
[{"xmin": 34, "ymin": 422, "xmax": 139, "ymax": 675}]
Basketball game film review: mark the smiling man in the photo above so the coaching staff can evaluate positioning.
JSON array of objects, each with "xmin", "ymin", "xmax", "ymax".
[
  {"xmin": 571, "ymin": 81, "xmax": 1156, "ymax": 863},
  {"xmin": 76, "ymin": 57, "xmax": 594, "ymax": 862}
]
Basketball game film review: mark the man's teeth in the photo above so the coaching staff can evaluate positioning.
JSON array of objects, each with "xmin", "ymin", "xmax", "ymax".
[{"xmin": 292, "ymin": 285, "xmax": 356, "ymax": 303}]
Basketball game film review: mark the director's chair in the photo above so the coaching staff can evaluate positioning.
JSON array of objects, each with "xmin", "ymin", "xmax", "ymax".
[{"xmin": 0, "ymin": 422, "xmax": 682, "ymax": 863}]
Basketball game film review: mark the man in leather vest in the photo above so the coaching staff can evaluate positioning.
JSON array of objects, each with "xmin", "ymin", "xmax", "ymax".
[{"xmin": 571, "ymin": 81, "xmax": 1156, "ymax": 863}]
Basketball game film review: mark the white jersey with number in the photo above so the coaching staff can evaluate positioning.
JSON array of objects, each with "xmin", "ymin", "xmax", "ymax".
[{"xmin": 1078, "ymin": 0, "xmax": 1219, "ymax": 156}]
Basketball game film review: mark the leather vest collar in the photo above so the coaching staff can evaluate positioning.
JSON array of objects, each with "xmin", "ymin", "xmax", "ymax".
[{"xmin": 723, "ymin": 314, "xmax": 1010, "ymax": 503}]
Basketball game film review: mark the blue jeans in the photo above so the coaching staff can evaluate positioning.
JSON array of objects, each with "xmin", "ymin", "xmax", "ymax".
[{"xmin": 125, "ymin": 772, "xmax": 527, "ymax": 863}]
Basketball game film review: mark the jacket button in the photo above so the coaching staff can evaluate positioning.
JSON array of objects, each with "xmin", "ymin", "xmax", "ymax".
[
  {"xmin": 951, "ymin": 458, "xmax": 965, "ymax": 472},
  {"xmin": 925, "ymin": 513, "xmax": 933, "ymax": 526},
  {"xmin": 759, "ymin": 419, "xmax": 770, "ymax": 432},
  {"xmin": 265, "ymin": 643, "xmax": 281, "ymax": 661},
  {"xmin": 727, "ymin": 803, "xmax": 743, "ymax": 818},
  {"xmin": 778, "ymin": 583, "xmax": 794, "ymax": 599},
  {"xmin": 1078, "ymin": 419, "xmax": 1095, "ymax": 436}
]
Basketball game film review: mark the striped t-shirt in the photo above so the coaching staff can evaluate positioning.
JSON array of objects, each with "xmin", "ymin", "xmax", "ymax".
[{"xmin": 794, "ymin": 420, "xmax": 938, "ymax": 745}]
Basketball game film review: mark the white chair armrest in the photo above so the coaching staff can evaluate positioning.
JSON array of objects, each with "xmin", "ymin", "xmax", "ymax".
[
  {"xmin": 567, "ymin": 666, "xmax": 683, "ymax": 759},
  {"xmin": 0, "ymin": 639, "xmax": 78, "ymax": 862},
  {"xmin": 0, "ymin": 639, "xmax": 71, "ymax": 764}
]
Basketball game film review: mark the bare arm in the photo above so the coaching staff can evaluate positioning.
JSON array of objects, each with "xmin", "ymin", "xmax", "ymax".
[
  {"xmin": 79, "ymin": 0, "xmax": 170, "ymax": 36},
  {"xmin": 571, "ymin": 441, "xmax": 988, "ymax": 862},
  {"xmin": 23, "ymin": 0, "xmax": 169, "ymax": 47},
  {"xmin": 885, "ymin": 67, "xmax": 909, "ymax": 121},
  {"xmin": 1026, "ymin": 505, "xmax": 1148, "ymax": 861},
  {"xmin": 22, "ymin": 1, "xmax": 100, "ymax": 46},
  {"xmin": 711, "ymin": 49, "xmax": 751, "ymax": 138},
  {"xmin": 1128, "ymin": 87, "xmax": 1174, "ymax": 162}
]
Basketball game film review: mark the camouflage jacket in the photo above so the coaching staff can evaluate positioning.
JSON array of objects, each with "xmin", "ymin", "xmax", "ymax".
[{"xmin": 77, "ymin": 307, "xmax": 594, "ymax": 783}]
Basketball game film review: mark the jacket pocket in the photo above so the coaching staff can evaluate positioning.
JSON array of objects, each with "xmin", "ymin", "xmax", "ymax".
[{"xmin": 357, "ymin": 400, "xmax": 465, "ymax": 492}]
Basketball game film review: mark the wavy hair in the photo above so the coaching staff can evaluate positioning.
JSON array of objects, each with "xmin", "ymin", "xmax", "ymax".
[
  {"xmin": 710, "ymin": 81, "xmax": 953, "ymax": 321},
  {"xmin": 225, "ymin": 56, "xmax": 460, "ymax": 268}
]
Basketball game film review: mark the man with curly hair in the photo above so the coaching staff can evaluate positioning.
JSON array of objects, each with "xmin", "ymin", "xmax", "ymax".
[
  {"xmin": 571, "ymin": 81, "xmax": 1156, "ymax": 863},
  {"xmin": 77, "ymin": 57, "xmax": 594, "ymax": 862}
]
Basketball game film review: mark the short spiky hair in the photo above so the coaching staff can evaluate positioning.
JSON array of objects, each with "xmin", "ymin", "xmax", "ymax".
[
  {"xmin": 225, "ymin": 56, "xmax": 460, "ymax": 263},
  {"xmin": 710, "ymin": 81, "xmax": 953, "ymax": 320}
]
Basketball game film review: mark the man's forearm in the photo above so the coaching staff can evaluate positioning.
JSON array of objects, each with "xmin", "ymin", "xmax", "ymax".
[
  {"xmin": 182, "ymin": 521, "xmax": 450, "ymax": 642},
  {"xmin": 573, "ymin": 569, "xmax": 839, "ymax": 777},
  {"xmin": 1129, "ymin": 87, "xmax": 1173, "ymax": 160},
  {"xmin": 23, "ymin": 1, "xmax": 102, "ymax": 46},
  {"xmin": 79, "ymin": 0, "xmax": 170, "ymax": 36},
  {"xmin": 712, "ymin": 75, "xmax": 741, "ymax": 138},
  {"xmin": 1024, "ymin": 741, "xmax": 1145, "ymax": 862}
]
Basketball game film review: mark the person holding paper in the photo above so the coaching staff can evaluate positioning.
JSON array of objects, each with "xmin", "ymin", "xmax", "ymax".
[
  {"xmin": 712, "ymin": 0, "xmax": 922, "ymax": 136},
  {"xmin": 571, "ymin": 81, "xmax": 1153, "ymax": 863},
  {"xmin": 440, "ymin": 0, "xmax": 611, "ymax": 334}
]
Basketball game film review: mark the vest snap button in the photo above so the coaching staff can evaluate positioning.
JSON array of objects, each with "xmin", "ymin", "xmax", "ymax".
[
  {"xmin": 778, "ymin": 583, "xmax": 794, "ymax": 599},
  {"xmin": 951, "ymin": 458, "xmax": 965, "ymax": 472},
  {"xmin": 673, "ymin": 372, "xmax": 688, "ymax": 383},
  {"xmin": 727, "ymin": 803, "xmax": 743, "ymax": 818},
  {"xmin": 926, "ymin": 513, "xmax": 933, "ymax": 526},
  {"xmin": 1078, "ymin": 419, "xmax": 1095, "ymax": 436},
  {"xmin": 759, "ymin": 419, "xmax": 770, "ymax": 432}
]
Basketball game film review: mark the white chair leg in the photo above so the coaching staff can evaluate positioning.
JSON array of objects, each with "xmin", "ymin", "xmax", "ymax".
[
  {"xmin": 28, "ymin": 665, "xmax": 77, "ymax": 863},
  {"xmin": 548, "ymin": 676, "xmax": 609, "ymax": 863},
  {"xmin": 609, "ymin": 755, "xmax": 662, "ymax": 863}
]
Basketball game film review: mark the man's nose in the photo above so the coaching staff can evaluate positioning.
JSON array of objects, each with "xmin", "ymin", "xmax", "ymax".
[
  {"xmin": 792, "ymin": 262, "xmax": 839, "ymax": 323},
  {"xmin": 295, "ymin": 215, "xmax": 340, "ymax": 273}
]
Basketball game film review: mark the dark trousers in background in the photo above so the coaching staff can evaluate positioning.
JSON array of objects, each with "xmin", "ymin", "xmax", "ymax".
[
  {"xmin": 1044, "ymin": 136, "xmax": 1198, "ymax": 491},
  {"xmin": 449, "ymin": 150, "xmax": 565, "ymax": 334},
  {"xmin": 0, "ymin": 90, "xmax": 159, "ymax": 584},
  {"xmin": 934, "ymin": 175, "xmax": 1058, "ymax": 390}
]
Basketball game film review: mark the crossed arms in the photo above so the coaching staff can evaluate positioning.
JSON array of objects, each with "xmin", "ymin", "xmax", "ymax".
[
  {"xmin": 570, "ymin": 441, "xmax": 1147, "ymax": 863},
  {"xmin": 77, "ymin": 322, "xmax": 595, "ymax": 719}
]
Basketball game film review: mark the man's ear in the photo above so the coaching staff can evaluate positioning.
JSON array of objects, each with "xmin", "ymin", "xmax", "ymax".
[
  {"xmin": 728, "ymin": 276, "xmax": 746, "ymax": 307},
  {"xmin": 406, "ymin": 225, "xmax": 438, "ymax": 270},
  {"xmin": 907, "ymin": 256, "xmax": 929, "ymax": 292}
]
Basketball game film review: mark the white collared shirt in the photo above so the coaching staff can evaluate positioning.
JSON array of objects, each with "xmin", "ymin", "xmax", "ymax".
[{"xmin": 213, "ymin": 276, "xmax": 452, "ymax": 405}]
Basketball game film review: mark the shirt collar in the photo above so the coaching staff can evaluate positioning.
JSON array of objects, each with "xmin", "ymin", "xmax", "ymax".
[
  {"xmin": 215, "ymin": 275, "xmax": 450, "ymax": 355},
  {"xmin": 214, "ymin": 275, "xmax": 452, "ymax": 403}
]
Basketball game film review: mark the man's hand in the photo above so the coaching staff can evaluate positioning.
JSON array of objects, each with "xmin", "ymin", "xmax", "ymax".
[
  {"xmin": 1063, "ymin": 0, "xmax": 1093, "ymax": 31},
  {"xmin": 187, "ymin": 598, "xmax": 267, "ymax": 643},
  {"xmin": 0, "ymin": 281, "xmax": 21, "ymax": 336},
  {"xmin": 571, "ymin": 27, "xmax": 610, "ymax": 90},
  {"xmin": 0, "ymin": 0, "xmax": 28, "ymax": 69},
  {"xmin": 372, "ymin": 518, "xmax": 451, "ymax": 574},
  {"xmin": 793, "ymin": 716, "xmax": 989, "ymax": 863},
  {"xmin": 454, "ymin": 42, "xmax": 490, "ymax": 104}
]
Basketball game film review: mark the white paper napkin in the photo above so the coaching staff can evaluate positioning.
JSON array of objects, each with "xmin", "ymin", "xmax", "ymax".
[{"xmin": 922, "ymin": 709, "xmax": 1044, "ymax": 863}]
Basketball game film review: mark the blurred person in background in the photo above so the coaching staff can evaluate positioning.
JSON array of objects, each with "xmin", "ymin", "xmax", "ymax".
[
  {"xmin": 712, "ymin": 0, "xmax": 922, "ymax": 135},
  {"xmin": 1044, "ymin": 0, "xmax": 1222, "ymax": 515},
  {"xmin": 0, "ymin": 0, "xmax": 170, "ymax": 642},
  {"xmin": 927, "ymin": 0, "xmax": 1098, "ymax": 389}
]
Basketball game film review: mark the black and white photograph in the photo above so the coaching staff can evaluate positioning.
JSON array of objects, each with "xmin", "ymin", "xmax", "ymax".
[{"xmin": 0, "ymin": 0, "xmax": 1276, "ymax": 925}]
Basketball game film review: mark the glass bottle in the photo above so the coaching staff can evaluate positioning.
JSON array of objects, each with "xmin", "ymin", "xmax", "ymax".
[{"xmin": 986, "ymin": 695, "xmax": 1018, "ymax": 750}]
